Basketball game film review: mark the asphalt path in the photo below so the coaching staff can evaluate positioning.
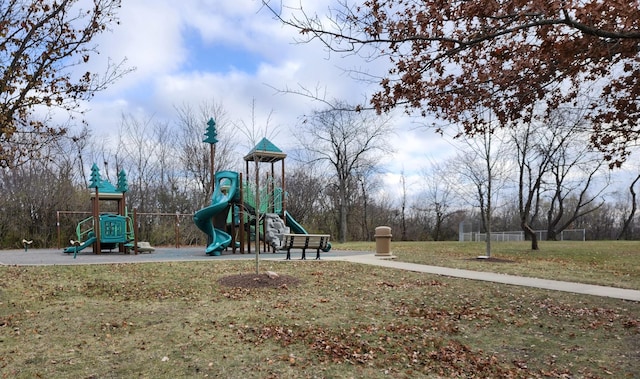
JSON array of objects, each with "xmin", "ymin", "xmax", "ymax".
[{"xmin": 0, "ymin": 246, "xmax": 367, "ymax": 265}]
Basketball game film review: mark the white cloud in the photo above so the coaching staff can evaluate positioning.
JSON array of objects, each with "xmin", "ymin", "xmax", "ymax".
[{"xmin": 69, "ymin": 0, "xmax": 454, "ymax": 201}]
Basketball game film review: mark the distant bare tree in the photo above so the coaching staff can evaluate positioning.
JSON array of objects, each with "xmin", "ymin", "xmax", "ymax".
[
  {"xmin": 398, "ymin": 170, "xmax": 408, "ymax": 241},
  {"xmin": 416, "ymin": 162, "xmax": 457, "ymax": 241},
  {"xmin": 175, "ymin": 99, "xmax": 239, "ymax": 205},
  {"xmin": 236, "ymin": 98, "xmax": 281, "ymax": 152},
  {"xmin": 452, "ymin": 121, "xmax": 510, "ymax": 257},
  {"xmin": 544, "ymin": 132, "xmax": 609, "ymax": 241},
  {"xmin": 511, "ymin": 111, "xmax": 573, "ymax": 249},
  {"xmin": 351, "ymin": 163, "xmax": 382, "ymax": 240},
  {"xmin": 284, "ymin": 163, "xmax": 326, "ymax": 228},
  {"xmin": 113, "ymin": 113, "xmax": 161, "ymax": 213},
  {"xmin": 294, "ymin": 103, "xmax": 393, "ymax": 242}
]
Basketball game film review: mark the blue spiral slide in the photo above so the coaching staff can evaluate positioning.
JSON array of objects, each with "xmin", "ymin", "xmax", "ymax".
[{"xmin": 193, "ymin": 171, "xmax": 240, "ymax": 255}]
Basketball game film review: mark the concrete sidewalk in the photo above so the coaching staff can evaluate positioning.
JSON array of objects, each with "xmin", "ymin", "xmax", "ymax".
[
  {"xmin": 1, "ymin": 248, "xmax": 638, "ymax": 302},
  {"xmin": 326, "ymin": 254, "xmax": 640, "ymax": 302}
]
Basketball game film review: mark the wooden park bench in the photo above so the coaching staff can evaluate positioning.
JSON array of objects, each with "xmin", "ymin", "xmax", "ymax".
[{"xmin": 281, "ymin": 233, "xmax": 331, "ymax": 260}]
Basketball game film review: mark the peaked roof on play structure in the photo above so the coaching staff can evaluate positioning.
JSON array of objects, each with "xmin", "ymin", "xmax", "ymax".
[
  {"xmin": 244, "ymin": 137, "xmax": 287, "ymax": 163},
  {"xmin": 89, "ymin": 178, "xmax": 124, "ymax": 199},
  {"xmin": 97, "ymin": 179, "xmax": 119, "ymax": 193}
]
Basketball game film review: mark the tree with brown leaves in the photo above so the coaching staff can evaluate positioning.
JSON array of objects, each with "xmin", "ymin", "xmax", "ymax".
[
  {"xmin": 265, "ymin": 0, "xmax": 640, "ymax": 167},
  {"xmin": 0, "ymin": 0, "xmax": 130, "ymax": 167}
]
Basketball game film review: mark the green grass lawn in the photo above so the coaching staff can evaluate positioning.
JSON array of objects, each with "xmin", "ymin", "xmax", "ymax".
[{"xmin": 1, "ymin": 241, "xmax": 638, "ymax": 378}]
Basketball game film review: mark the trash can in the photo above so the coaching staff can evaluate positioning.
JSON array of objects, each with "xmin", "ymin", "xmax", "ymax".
[{"xmin": 374, "ymin": 226, "xmax": 392, "ymax": 256}]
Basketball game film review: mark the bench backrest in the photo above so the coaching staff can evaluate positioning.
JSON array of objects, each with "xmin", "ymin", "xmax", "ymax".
[{"xmin": 283, "ymin": 234, "xmax": 330, "ymax": 249}]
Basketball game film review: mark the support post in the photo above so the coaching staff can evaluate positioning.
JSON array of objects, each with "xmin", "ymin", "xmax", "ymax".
[
  {"xmin": 133, "ymin": 208, "xmax": 139, "ymax": 255},
  {"xmin": 175, "ymin": 211, "xmax": 180, "ymax": 248},
  {"xmin": 239, "ymin": 172, "xmax": 245, "ymax": 254},
  {"xmin": 94, "ymin": 187, "xmax": 101, "ymax": 254}
]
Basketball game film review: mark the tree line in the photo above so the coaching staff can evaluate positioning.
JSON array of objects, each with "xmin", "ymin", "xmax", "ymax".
[
  {"xmin": 2, "ymin": 1, "xmax": 639, "ymax": 249},
  {"xmin": 260, "ymin": 0, "xmax": 640, "ymax": 254},
  {"xmin": 1, "ymin": 100, "xmax": 638, "ymax": 250}
]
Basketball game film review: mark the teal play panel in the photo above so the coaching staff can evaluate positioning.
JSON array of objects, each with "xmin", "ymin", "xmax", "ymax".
[
  {"xmin": 100, "ymin": 214, "xmax": 128, "ymax": 243},
  {"xmin": 64, "ymin": 213, "xmax": 134, "ymax": 254}
]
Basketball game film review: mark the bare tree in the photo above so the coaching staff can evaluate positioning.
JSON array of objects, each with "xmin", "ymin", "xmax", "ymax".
[
  {"xmin": 352, "ymin": 163, "xmax": 382, "ymax": 241},
  {"xmin": 511, "ymin": 111, "xmax": 575, "ymax": 249},
  {"xmin": 175, "ymin": 99, "xmax": 239, "ymax": 204},
  {"xmin": 153, "ymin": 121, "xmax": 182, "ymax": 213},
  {"xmin": 452, "ymin": 123, "xmax": 510, "ymax": 257},
  {"xmin": 0, "ymin": 0, "xmax": 132, "ymax": 167},
  {"xmin": 294, "ymin": 103, "xmax": 393, "ymax": 242},
  {"xmin": 236, "ymin": 98, "xmax": 281, "ymax": 152},
  {"xmin": 545, "ymin": 143, "xmax": 609, "ymax": 240},
  {"xmin": 264, "ymin": 0, "xmax": 640, "ymax": 167},
  {"xmin": 113, "ymin": 113, "xmax": 164, "ymax": 213},
  {"xmin": 398, "ymin": 170, "xmax": 408, "ymax": 241},
  {"xmin": 416, "ymin": 162, "xmax": 457, "ymax": 241},
  {"xmin": 284, "ymin": 162, "xmax": 334, "ymax": 233}
]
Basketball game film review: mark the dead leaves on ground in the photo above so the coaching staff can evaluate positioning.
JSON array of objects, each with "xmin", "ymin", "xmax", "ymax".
[
  {"xmin": 1, "ymin": 262, "xmax": 638, "ymax": 378},
  {"xmin": 238, "ymin": 323, "xmax": 522, "ymax": 377}
]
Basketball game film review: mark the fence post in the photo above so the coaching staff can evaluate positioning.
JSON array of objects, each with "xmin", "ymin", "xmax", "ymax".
[{"xmin": 175, "ymin": 211, "xmax": 180, "ymax": 248}]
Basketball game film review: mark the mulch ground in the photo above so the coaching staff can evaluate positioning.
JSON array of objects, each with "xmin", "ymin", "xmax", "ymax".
[{"xmin": 218, "ymin": 273, "xmax": 302, "ymax": 289}]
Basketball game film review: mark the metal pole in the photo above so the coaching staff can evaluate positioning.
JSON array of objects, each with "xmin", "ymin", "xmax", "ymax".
[
  {"xmin": 281, "ymin": 159, "xmax": 286, "ymax": 218},
  {"xmin": 94, "ymin": 187, "xmax": 101, "ymax": 254},
  {"xmin": 56, "ymin": 211, "xmax": 60, "ymax": 249},
  {"xmin": 175, "ymin": 211, "xmax": 180, "ymax": 248},
  {"xmin": 245, "ymin": 161, "xmax": 251, "ymax": 255}
]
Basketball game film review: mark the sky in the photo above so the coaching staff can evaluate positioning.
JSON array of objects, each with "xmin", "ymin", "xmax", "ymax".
[
  {"xmin": 75, "ymin": 0, "xmax": 458, "ymax": 200},
  {"xmin": 65, "ymin": 0, "xmax": 638, "ymax": 207}
]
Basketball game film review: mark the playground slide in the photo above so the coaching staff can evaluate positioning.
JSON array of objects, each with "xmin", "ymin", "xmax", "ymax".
[
  {"xmin": 193, "ymin": 171, "xmax": 239, "ymax": 256},
  {"xmin": 284, "ymin": 210, "xmax": 308, "ymax": 234},
  {"xmin": 193, "ymin": 202, "xmax": 232, "ymax": 255},
  {"xmin": 63, "ymin": 236, "xmax": 97, "ymax": 254}
]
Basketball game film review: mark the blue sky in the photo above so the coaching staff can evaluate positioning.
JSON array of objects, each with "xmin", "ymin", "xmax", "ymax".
[{"xmin": 76, "ymin": 0, "xmax": 458, "ymax": 198}]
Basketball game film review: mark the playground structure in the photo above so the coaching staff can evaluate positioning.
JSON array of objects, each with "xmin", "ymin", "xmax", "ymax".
[
  {"xmin": 63, "ymin": 164, "xmax": 147, "ymax": 256},
  {"xmin": 193, "ymin": 138, "xmax": 331, "ymax": 256},
  {"xmin": 61, "ymin": 138, "xmax": 329, "ymax": 257}
]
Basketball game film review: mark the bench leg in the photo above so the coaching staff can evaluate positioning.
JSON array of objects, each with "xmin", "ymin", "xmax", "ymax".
[
  {"xmin": 301, "ymin": 248, "xmax": 306, "ymax": 260},
  {"xmin": 285, "ymin": 249, "xmax": 291, "ymax": 260},
  {"xmin": 315, "ymin": 249, "xmax": 321, "ymax": 260}
]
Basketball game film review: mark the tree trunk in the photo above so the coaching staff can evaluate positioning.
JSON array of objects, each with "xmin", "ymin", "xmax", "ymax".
[
  {"xmin": 339, "ymin": 180, "xmax": 348, "ymax": 242},
  {"xmin": 339, "ymin": 201, "xmax": 348, "ymax": 243},
  {"xmin": 521, "ymin": 221, "xmax": 539, "ymax": 250},
  {"xmin": 617, "ymin": 174, "xmax": 640, "ymax": 240}
]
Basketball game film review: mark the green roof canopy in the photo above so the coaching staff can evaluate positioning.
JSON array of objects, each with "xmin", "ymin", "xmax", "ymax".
[{"xmin": 244, "ymin": 137, "xmax": 286, "ymax": 163}]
